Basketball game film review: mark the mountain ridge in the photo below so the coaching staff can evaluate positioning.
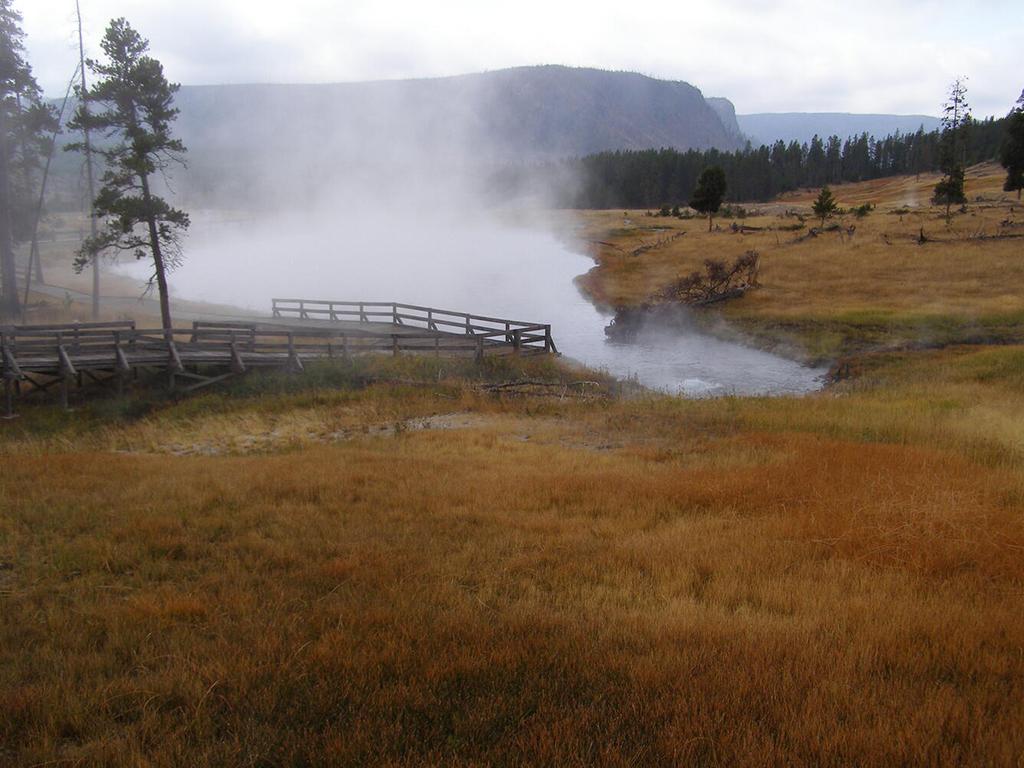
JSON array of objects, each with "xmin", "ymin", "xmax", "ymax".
[{"xmin": 167, "ymin": 65, "xmax": 746, "ymax": 160}]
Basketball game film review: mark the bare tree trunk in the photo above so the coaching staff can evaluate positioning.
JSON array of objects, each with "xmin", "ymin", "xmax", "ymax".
[
  {"xmin": 0, "ymin": 108, "xmax": 19, "ymax": 318},
  {"xmin": 139, "ymin": 171, "xmax": 172, "ymax": 330},
  {"xmin": 76, "ymin": 0, "xmax": 100, "ymax": 319},
  {"xmin": 31, "ymin": 238, "xmax": 42, "ymax": 282},
  {"xmin": 707, "ymin": 212, "xmax": 713, "ymax": 232},
  {"xmin": 14, "ymin": 93, "xmax": 45, "ymax": 288}
]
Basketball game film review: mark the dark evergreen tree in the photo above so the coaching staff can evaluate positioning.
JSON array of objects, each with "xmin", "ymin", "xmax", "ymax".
[
  {"xmin": 1000, "ymin": 89, "xmax": 1024, "ymax": 199},
  {"xmin": 540, "ymin": 111, "xmax": 1007, "ymax": 210},
  {"xmin": 689, "ymin": 166, "xmax": 727, "ymax": 231},
  {"xmin": 0, "ymin": 0, "xmax": 57, "ymax": 317},
  {"xmin": 812, "ymin": 186, "xmax": 838, "ymax": 227},
  {"xmin": 934, "ymin": 77, "xmax": 970, "ymax": 221},
  {"xmin": 824, "ymin": 135, "xmax": 842, "ymax": 184},
  {"xmin": 68, "ymin": 18, "xmax": 188, "ymax": 330},
  {"xmin": 807, "ymin": 135, "xmax": 826, "ymax": 186}
]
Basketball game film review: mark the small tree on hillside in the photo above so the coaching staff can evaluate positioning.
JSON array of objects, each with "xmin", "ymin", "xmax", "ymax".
[
  {"xmin": 690, "ymin": 166, "xmax": 727, "ymax": 231},
  {"xmin": 812, "ymin": 186, "xmax": 838, "ymax": 227},
  {"xmin": 68, "ymin": 18, "xmax": 188, "ymax": 330},
  {"xmin": 1000, "ymin": 89, "xmax": 1024, "ymax": 200},
  {"xmin": 933, "ymin": 77, "xmax": 970, "ymax": 222}
]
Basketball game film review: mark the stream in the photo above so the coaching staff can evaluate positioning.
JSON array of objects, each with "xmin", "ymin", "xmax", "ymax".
[{"xmin": 119, "ymin": 211, "xmax": 826, "ymax": 396}]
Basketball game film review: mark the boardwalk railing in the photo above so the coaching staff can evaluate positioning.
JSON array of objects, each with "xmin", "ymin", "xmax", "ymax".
[
  {"xmin": 270, "ymin": 299, "xmax": 557, "ymax": 354},
  {"xmin": 1, "ymin": 303, "xmax": 558, "ymax": 415}
]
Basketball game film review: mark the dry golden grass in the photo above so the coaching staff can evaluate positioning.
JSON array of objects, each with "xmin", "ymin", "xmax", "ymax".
[
  {"xmin": 575, "ymin": 163, "xmax": 1024, "ymax": 360},
  {"xmin": 2, "ymin": 350, "xmax": 1024, "ymax": 766},
  {"xmin": 4, "ymin": 169, "xmax": 1024, "ymax": 765}
]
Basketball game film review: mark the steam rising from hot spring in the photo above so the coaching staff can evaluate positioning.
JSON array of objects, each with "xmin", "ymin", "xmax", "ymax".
[
  {"xmin": 116, "ymin": 198, "xmax": 824, "ymax": 396},
  {"xmin": 142, "ymin": 202, "xmax": 576, "ymax": 321},
  {"xmin": 115, "ymin": 85, "xmax": 824, "ymax": 396}
]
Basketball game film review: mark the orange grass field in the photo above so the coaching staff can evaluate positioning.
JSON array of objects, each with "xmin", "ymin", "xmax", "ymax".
[
  {"xmin": 3, "ymin": 166, "xmax": 1024, "ymax": 765},
  {"xmin": 573, "ymin": 163, "xmax": 1024, "ymax": 361},
  {"xmin": 2, "ymin": 348, "xmax": 1023, "ymax": 766}
]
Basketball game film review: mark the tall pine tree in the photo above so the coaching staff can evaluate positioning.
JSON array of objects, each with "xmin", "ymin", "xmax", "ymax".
[
  {"xmin": 933, "ymin": 78, "xmax": 970, "ymax": 221},
  {"xmin": 1000, "ymin": 89, "xmax": 1024, "ymax": 199},
  {"xmin": 0, "ymin": 0, "xmax": 57, "ymax": 317},
  {"xmin": 68, "ymin": 18, "xmax": 189, "ymax": 330}
]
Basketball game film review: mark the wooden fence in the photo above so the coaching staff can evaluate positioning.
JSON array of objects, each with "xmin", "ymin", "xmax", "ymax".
[
  {"xmin": 1, "ymin": 302, "xmax": 557, "ymax": 415},
  {"xmin": 270, "ymin": 299, "xmax": 557, "ymax": 355}
]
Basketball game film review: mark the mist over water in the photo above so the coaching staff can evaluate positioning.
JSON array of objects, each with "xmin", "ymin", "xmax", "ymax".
[
  {"xmin": 114, "ymin": 82, "xmax": 824, "ymax": 397},
  {"xmin": 118, "ymin": 202, "xmax": 824, "ymax": 396}
]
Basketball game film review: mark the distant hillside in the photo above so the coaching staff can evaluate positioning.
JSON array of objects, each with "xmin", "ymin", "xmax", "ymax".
[
  {"xmin": 49, "ymin": 66, "xmax": 745, "ymax": 208},
  {"xmin": 167, "ymin": 66, "xmax": 743, "ymax": 160},
  {"xmin": 737, "ymin": 113, "xmax": 941, "ymax": 147},
  {"xmin": 705, "ymin": 97, "xmax": 744, "ymax": 143}
]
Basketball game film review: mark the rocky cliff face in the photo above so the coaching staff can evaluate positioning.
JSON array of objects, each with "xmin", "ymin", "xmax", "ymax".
[
  {"xmin": 169, "ymin": 65, "xmax": 745, "ymax": 160},
  {"xmin": 51, "ymin": 66, "xmax": 746, "ymax": 207},
  {"xmin": 706, "ymin": 97, "xmax": 745, "ymax": 143}
]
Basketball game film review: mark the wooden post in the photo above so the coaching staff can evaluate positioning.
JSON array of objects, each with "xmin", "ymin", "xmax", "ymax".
[
  {"xmin": 113, "ymin": 330, "xmax": 128, "ymax": 397},
  {"xmin": 392, "ymin": 334, "xmax": 399, "ymax": 357},
  {"xmin": 342, "ymin": 333, "xmax": 350, "ymax": 359},
  {"xmin": 4, "ymin": 376, "xmax": 13, "ymax": 419},
  {"xmin": 287, "ymin": 332, "xmax": 304, "ymax": 373},
  {"xmin": 544, "ymin": 325, "xmax": 557, "ymax": 354},
  {"xmin": 57, "ymin": 344, "xmax": 76, "ymax": 411},
  {"xmin": 465, "ymin": 315, "xmax": 471, "ymax": 335},
  {"xmin": 359, "ymin": 302, "xmax": 367, "ymax": 323},
  {"xmin": 392, "ymin": 303, "xmax": 398, "ymax": 326},
  {"xmin": 229, "ymin": 342, "xmax": 246, "ymax": 374},
  {"xmin": 513, "ymin": 329, "xmax": 521, "ymax": 355},
  {"xmin": 475, "ymin": 336, "xmax": 484, "ymax": 363}
]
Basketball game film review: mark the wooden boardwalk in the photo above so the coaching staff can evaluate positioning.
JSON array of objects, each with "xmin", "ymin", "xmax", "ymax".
[{"xmin": 1, "ymin": 299, "xmax": 557, "ymax": 415}]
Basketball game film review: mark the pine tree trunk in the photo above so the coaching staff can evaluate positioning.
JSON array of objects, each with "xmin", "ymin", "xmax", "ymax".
[
  {"xmin": 15, "ymin": 95, "xmax": 46, "ymax": 290},
  {"xmin": 139, "ymin": 172, "xmax": 173, "ymax": 330},
  {"xmin": 32, "ymin": 240, "xmax": 43, "ymax": 283},
  {"xmin": 76, "ymin": 0, "xmax": 100, "ymax": 319},
  {"xmin": 0, "ymin": 108, "xmax": 19, "ymax": 318}
]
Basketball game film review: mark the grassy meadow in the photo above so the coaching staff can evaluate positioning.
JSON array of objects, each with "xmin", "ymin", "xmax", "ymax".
[
  {"xmin": 575, "ymin": 163, "xmax": 1024, "ymax": 361},
  {"xmin": 3, "ymin": 166, "xmax": 1024, "ymax": 765}
]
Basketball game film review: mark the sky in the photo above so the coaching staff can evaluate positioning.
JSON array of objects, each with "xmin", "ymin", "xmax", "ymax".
[{"xmin": 22, "ymin": 0, "xmax": 1023, "ymax": 117}]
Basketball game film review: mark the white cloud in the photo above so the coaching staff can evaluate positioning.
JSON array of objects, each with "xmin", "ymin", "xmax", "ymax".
[{"xmin": 22, "ymin": 0, "xmax": 1023, "ymax": 115}]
